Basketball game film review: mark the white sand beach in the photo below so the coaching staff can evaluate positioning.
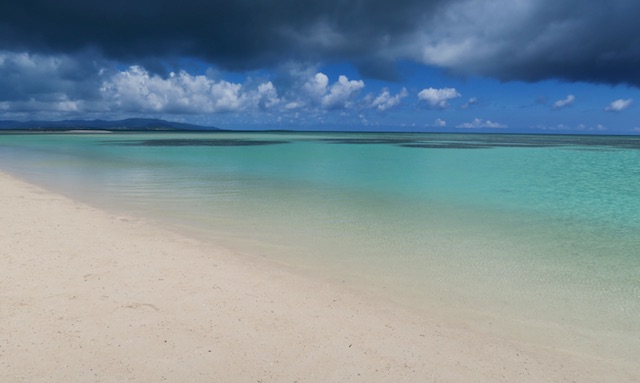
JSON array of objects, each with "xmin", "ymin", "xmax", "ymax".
[{"xmin": 0, "ymin": 172, "xmax": 635, "ymax": 382}]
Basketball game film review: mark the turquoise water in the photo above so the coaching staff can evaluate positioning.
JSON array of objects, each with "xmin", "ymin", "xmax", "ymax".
[{"xmin": 1, "ymin": 132, "xmax": 639, "ymax": 358}]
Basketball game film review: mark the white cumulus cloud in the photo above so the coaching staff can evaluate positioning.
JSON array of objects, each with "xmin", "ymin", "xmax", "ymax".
[
  {"xmin": 460, "ymin": 97, "xmax": 478, "ymax": 109},
  {"xmin": 298, "ymin": 72, "xmax": 365, "ymax": 110},
  {"xmin": 417, "ymin": 87, "xmax": 460, "ymax": 109},
  {"xmin": 456, "ymin": 118, "xmax": 507, "ymax": 129},
  {"xmin": 321, "ymin": 75, "xmax": 365, "ymax": 109},
  {"xmin": 100, "ymin": 66, "xmax": 279, "ymax": 113},
  {"xmin": 605, "ymin": 98, "xmax": 632, "ymax": 112},
  {"xmin": 552, "ymin": 94, "xmax": 575, "ymax": 109},
  {"xmin": 371, "ymin": 87, "xmax": 408, "ymax": 111},
  {"xmin": 303, "ymin": 72, "xmax": 330, "ymax": 101},
  {"xmin": 434, "ymin": 118, "xmax": 447, "ymax": 127}
]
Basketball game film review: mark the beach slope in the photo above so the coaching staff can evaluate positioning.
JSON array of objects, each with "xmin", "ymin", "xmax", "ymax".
[{"xmin": 0, "ymin": 173, "xmax": 631, "ymax": 382}]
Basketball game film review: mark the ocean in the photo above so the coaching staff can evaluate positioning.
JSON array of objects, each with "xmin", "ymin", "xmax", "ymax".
[{"xmin": 2, "ymin": 131, "xmax": 639, "ymax": 360}]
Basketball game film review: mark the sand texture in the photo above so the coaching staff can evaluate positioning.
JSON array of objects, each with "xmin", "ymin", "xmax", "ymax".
[{"xmin": 0, "ymin": 173, "xmax": 635, "ymax": 382}]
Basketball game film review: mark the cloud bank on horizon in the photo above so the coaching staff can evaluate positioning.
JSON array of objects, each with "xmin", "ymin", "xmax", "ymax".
[{"xmin": 0, "ymin": 0, "xmax": 639, "ymax": 132}]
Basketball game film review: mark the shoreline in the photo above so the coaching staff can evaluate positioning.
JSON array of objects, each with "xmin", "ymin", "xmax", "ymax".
[{"xmin": 0, "ymin": 172, "xmax": 635, "ymax": 382}]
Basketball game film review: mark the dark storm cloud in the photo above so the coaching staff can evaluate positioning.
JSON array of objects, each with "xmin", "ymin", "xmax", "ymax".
[
  {"xmin": 518, "ymin": 2, "xmax": 639, "ymax": 85},
  {"xmin": 418, "ymin": 0, "xmax": 640, "ymax": 86},
  {"xmin": 2, "ymin": 0, "xmax": 640, "ymax": 86},
  {"xmin": 0, "ymin": 0, "xmax": 440, "ymax": 75},
  {"xmin": 0, "ymin": 51, "xmax": 105, "ymax": 101}
]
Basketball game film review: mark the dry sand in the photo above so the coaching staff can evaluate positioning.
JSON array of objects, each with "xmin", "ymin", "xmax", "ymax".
[{"xmin": 0, "ymin": 172, "xmax": 635, "ymax": 382}]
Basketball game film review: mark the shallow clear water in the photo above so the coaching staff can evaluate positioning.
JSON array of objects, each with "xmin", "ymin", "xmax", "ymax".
[{"xmin": 2, "ymin": 132, "xmax": 639, "ymax": 357}]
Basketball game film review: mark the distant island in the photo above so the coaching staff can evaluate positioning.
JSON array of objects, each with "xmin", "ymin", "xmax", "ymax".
[{"xmin": 0, "ymin": 118, "xmax": 220, "ymax": 132}]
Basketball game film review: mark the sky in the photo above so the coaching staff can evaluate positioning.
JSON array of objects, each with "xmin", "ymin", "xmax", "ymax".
[{"xmin": 1, "ymin": 0, "xmax": 639, "ymax": 134}]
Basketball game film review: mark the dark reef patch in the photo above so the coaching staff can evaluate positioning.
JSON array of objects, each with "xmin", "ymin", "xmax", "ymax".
[
  {"xmin": 399, "ymin": 143, "xmax": 492, "ymax": 149},
  {"xmin": 108, "ymin": 139, "xmax": 291, "ymax": 147},
  {"xmin": 317, "ymin": 135, "xmax": 640, "ymax": 150},
  {"xmin": 104, "ymin": 134, "xmax": 640, "ymax": 151},
  {"xmin": 315, "ymin": 138, "xmax": 415, "ymax": 145}
]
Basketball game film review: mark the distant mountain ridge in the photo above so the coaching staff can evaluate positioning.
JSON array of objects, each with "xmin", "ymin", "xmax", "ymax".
[{"xmin": 0, "ymin": 118, "xmax": 219, "ymax": 131}]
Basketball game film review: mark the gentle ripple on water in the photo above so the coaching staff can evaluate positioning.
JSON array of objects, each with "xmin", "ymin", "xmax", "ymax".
[{"xmin": 1, "ymin": 131, "xmax": 639, "ymax": 359}]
